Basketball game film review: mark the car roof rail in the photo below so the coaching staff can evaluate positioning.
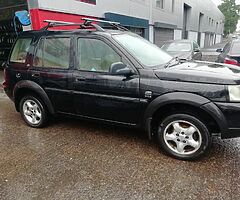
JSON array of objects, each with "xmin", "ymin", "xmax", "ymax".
[
  {"xmin": 82, "ymin": 18, "xmax": 129, "ymax": 31},
  {"xmin": 41, "ymin": 18, "xmax": 129, "ymax": 32},
  {"xmin": 41, "ymin": 19, "xmax": 105, "ymax": 32}
]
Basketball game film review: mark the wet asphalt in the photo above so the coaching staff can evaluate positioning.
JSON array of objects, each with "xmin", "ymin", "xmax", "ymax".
[{"xmin": 0, "ymin": 59, "xmax": 240, "ymax": 200}]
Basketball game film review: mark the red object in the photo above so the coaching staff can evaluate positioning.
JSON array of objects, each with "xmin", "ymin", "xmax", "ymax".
[
  {"xmin": 224, "ymin": 57, "xmax": 239, "ymax": 66},
  {"xmin": 2, "ymin": 68, "xmax": 9, "ymax": 89},
  {"xmin": 29, "ymin": 9, "xmax": 96, "ymax": 30}
]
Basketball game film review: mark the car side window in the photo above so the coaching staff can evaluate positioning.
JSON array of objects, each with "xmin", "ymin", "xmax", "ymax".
[
  {"xmin": 10, "ymin": 38, "xmax": 32, "ymax": 63},
  {"xmin": 77, "ymin": 38, "xmax": 121, "ymax": 72},
  {"xmin": 223, "ymin": 43, "xmax": 231, "ymax": 53},
  {"xmin": 34, "ymin": 37, "xmax": 70, "ymax": 69},
  {"xmin": 193, "ymin": 42, "xmax": 200, "ymax": 51}
]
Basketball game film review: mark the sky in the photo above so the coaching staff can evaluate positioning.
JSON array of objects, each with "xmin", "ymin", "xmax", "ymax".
[{"xmin": 212, "ymin": 0, "xmax": 222, "ymax": 6}]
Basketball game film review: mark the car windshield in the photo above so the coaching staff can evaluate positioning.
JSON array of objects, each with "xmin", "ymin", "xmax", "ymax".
[
  {"xmin": 113, "ymin": 34, "xmax": 172, "ymax": 68},
  {"xmin": 162, "ymin": 42, "xmax": 192, "ymax": 52},
  {"xmin": 231, "ymin": 41, "xmax": 240, "ymax": 54}
]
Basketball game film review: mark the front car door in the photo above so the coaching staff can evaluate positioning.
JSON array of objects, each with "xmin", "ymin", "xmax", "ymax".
[
  {"xmin": 73, "ymin": 36, "xmax": 140, "ymax": 125},
  {"xmin": 218, "ymin": 42, "xmax": 231, "ymax": 63},
  {"xmin": 192, "ymin": 42, "xmax": 202, "ymax": 60},
  {"xmin": 29, "ymin": 36, "xmax": 74, "ymax": 113}
]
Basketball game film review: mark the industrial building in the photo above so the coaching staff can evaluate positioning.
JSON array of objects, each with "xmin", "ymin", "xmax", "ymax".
[{"xmin": 0, "ymin": 0, "xmax": 224, "ymax": 65}]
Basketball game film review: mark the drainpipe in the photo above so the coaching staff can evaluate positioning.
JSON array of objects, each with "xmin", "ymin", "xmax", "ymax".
[{"xmin": 149, "ymin": 0, "xmax": 154, "ymax": 43}]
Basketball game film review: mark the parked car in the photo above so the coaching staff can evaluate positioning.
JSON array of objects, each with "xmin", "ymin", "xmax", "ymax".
[
  {"xmin": 161, "ymin": 40, "xmax": 202, "ymax": 61},
  {"xmin": 3, "ymin": 19, "xmax": 240, "ymax": 161},
  {"xmin": 216, "ymin": 40, "xmax": 240, "ymax": 66}
]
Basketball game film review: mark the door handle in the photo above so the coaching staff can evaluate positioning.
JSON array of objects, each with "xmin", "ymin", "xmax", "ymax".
[{"xmin": 32, "ymin": 73, "xmax": 40, "ymax": 78}]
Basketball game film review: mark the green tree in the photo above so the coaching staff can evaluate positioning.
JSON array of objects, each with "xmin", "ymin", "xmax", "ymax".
[{"xmin": 218, "ymin": 0, "xmax": 240, "ymax": 35}]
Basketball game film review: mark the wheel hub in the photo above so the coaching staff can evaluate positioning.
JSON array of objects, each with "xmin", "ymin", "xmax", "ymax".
[
  {"xmin": 163, "ymin": 120, "xmax": 202, "ymax": 155},
  {"xmin": 23, "ymin": 100, "xmax": 42, "ymax": 125}
]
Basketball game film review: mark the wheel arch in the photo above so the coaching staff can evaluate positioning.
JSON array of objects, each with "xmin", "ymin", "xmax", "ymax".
[
  {"xmin": 144, "ymin": 92, "xmax": 227, "ymax": 140},
  {"xmin": 13, "ymin": 80, "xmax": 55, "ymax": 114}
]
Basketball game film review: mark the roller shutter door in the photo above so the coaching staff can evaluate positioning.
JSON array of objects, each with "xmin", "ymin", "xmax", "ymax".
[
  {"xmin": 154, "ymin": 28, "xmax": 174, "ymax": 47},
  {"xmin": 128, "ymin": 27, "xmax": 144, "ymax": 37}
]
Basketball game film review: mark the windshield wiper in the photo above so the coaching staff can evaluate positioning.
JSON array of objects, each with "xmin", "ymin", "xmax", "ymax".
[{"xmin": 164, "ymin": 57, "xmax": 179, "ymax": 68}]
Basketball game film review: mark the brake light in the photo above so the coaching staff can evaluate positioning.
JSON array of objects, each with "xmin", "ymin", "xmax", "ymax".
[
  {"xmin": 224, "ymin": 57, "xmax": 239, "ymax": 66},
  {"xmin": 2, "ymin": 68, "xmax": 9, "ymax": 88}
]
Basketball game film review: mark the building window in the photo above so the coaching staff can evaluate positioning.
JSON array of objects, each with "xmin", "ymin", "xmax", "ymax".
[
  {"xmin": 172, "ymin": 0, "xmax": 175, "ymax": 12},
  {"xmin": 76, "ymin": 0, "xmax": 96, "ymax": 5},
  {"xmin": 156, "ymin": 0, "xmax": 164, "ymax": 9}
]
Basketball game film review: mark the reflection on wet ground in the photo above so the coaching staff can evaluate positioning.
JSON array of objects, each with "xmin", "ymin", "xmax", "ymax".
[{"xmin": 0, "ymin": 94, "xmax": 240, "ymax": 199}]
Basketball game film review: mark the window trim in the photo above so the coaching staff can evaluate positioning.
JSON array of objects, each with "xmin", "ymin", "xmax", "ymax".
[
  {"xmin": 32, "ymin": 36, "xmax": 72, "ymax": 70},
  {"xmin": 76, "ymin": 36, "xmax": 123, "ymax": 74}
]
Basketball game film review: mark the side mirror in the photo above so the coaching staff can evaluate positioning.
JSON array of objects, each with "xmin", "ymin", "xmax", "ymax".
[
  {"xmin": 216, "ymin": 48, "xmax": 223, "ymax": 53},
  {"xmin": 109, "ymin": 62, "xmax": 134, "ymax": 76}
]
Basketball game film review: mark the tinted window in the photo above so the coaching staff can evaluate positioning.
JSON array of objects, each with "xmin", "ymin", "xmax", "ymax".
[
  {"xmin": 231, "ymin": 42, "xmax": 240, "ymax": 54},
  {"xmin": 162, "ymin": 42, "xmax": 192, "ymax": 52},
  {"xmin": 78, "ymin": 38, "xmax": 121, "ymax": 72},
  {"xmin": 34, "ymin": 38, "xmax": 70, "ymax": 69},
  {"xmin": 10, "ymin": 38, "xmax": 31, "ymax": 63}
]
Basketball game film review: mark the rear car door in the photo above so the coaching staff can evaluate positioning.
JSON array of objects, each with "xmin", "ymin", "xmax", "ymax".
[
  {"xmin": 73, "ymin": 36, "xmax": 140, "ymax": 124},
  {"xmin": 29, "ymin": 36, "xmax": 74, "ymax": 113}
]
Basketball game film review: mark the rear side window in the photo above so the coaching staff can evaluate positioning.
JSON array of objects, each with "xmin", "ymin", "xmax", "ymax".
[
  {"xmin": 223, "ymin": 43, "xmax": 231, "ymax": 53},
  {"xmin": 10, "ymin": 38, "xmax": 32, "ymax": 63},
  {"xmin": 34, "ymin": 37, "xmax": 71, "ymax": 69},
  {"xmin": 231, "ymin": 42, "xmax": 240, "ymax": 54}
]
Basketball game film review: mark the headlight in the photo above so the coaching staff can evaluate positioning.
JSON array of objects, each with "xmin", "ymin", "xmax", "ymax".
[{"xmin": 228, "ymin": 85, "xmax": 240, "ymax": 101}]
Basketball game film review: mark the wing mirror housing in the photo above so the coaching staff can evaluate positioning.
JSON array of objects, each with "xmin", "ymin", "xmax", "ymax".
[
  {"xmin": 109, "ymin": 62, "xmax": 135, "ymax": 76},
  {"xmin": 216, "ymin": 48, "xmax": 223, "ymax": 53}
]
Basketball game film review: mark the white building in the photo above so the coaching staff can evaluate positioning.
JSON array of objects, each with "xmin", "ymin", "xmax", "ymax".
[{"xmin": 27, "ymin": 0, "xmax": 224, "ymax": 48}]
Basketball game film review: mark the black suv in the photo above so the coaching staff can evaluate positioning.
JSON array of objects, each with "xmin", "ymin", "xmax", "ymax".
[{"xmin": 3, "ymin": 19, "xmax": 240, "ymax": 160}]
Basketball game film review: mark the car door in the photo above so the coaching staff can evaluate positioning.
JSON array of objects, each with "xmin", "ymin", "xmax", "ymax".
[
  {"xmin": 192, "ymin": 42, "xmax": 202, "ymax": 60},
  {"xmin": 218, "ymin": 42, "xmax": 231, "ymax": 63},
  {"xmin": 73, "ymin": 36, "xmax": 140, "ymax": 124},
  {"xmin": 29, "ymin": 36, "xmax": 74, "ymax": 113}
]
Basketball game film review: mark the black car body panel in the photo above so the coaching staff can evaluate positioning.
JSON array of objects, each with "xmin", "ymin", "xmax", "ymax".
[
  {"xmin": 155, "ymin": 62, "xmax": 240, "ymax": 85},
  {"xmin": 3, "ymin": 29, "xmax": 240, "ymax": 140}
]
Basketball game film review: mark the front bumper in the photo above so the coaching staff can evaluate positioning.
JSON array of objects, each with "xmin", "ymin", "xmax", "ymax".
[{"xmin": 214, "ymin": 102, "xmax": 240, "ymax": 139}]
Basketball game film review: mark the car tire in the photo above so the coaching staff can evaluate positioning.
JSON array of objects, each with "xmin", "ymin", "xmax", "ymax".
[
  {"xmin": 20, "ymin": 95, "xmax": 48, "ymax": 128},
  {"xmin": 157, "ymin": 114, "xmax": 211, "ymax": 161}
]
